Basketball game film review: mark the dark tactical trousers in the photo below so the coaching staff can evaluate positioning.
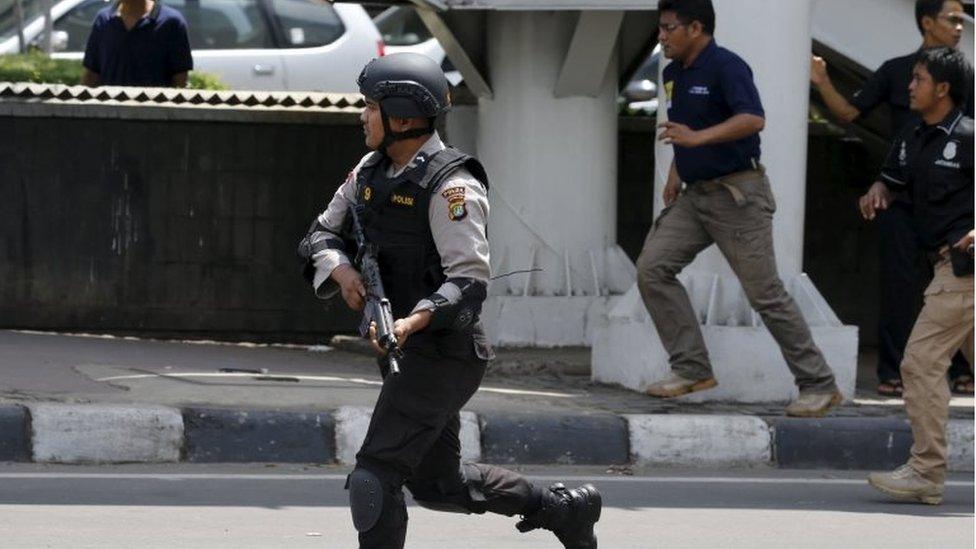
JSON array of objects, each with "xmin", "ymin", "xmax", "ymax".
[
  {"xmin": 352, "ymin": 330, "xmax": 536, "ymax": 549},
  {"xmin": 876, "ymin": 201, "xmax": 970, "ymax": 383}
]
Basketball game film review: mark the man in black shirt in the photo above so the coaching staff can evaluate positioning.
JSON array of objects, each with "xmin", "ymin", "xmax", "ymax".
[
  {"xmin": 811, "ymin": 0, "xmax": 972, "ymax": 396},
  {"xmin": 811, "ymin": 0, "xmax": 966, "ymax": 134},
  {"xmin": 863, "ymin": 47, "xmax": 973, "ymax": 505}
]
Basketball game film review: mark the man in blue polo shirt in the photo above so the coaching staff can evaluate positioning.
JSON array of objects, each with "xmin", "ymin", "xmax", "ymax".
[
  {"xmin": 81, "ymin": 0, "xmax": 193, "ymax": 88},
  {"xmin": 636, "ymin": 0, "xmax": 841, "ymax": 417}
]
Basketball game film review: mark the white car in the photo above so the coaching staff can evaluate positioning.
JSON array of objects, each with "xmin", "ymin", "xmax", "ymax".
[{"xmin": 0, "ymin": 0, "xmax": 383, "ymax": 92}]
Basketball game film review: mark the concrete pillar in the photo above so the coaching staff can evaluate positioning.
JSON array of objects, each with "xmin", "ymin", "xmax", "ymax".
[{"xmin": 478, "ymin": 11, "xmax": 635, "ymax": 346}]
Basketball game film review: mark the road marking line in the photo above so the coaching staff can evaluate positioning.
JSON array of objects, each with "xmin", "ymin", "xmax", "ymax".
[
  {"xmin": 94, "ymin": 372, "xmax": 576, "ymax": 398},
  {"xmin": 0, "ymin": 473, "xmax": 970, "ymax": 487}
]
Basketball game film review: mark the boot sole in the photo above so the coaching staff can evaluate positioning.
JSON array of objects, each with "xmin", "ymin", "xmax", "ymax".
[
  {"xmin": 868, "ymin": 477, "xmax": 943, "ymax": 505},
  {"xmin": 646, "ymin": 378, "xmax": 718, "ymax": 398},
  {"xmin": 785, "ymin": 391, "xmax": 843, "ymax": 418}
]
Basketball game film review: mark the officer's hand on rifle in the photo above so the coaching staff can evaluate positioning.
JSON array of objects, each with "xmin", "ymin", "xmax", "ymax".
[
  {"xmin": 859, "ymin": 181, "xmax": 891, "ymax": 221},
  {"xmin": 332, "ymin": 264, "xmax": 366, "ymax": 311},
  {"xmin": 368, "ymin": 311, "xmax": 432, "ymax": 355}
]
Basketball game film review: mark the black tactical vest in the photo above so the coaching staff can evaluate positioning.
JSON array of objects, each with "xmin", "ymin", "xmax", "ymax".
[{"xmin": 355, "ymin": 147, "xmax": 489, "ymax": 321}]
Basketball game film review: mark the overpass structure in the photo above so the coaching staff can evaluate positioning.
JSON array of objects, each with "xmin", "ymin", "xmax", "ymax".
[{"xmin": 345, "ymin": 0, "xmax": 969, "ymax": 402}]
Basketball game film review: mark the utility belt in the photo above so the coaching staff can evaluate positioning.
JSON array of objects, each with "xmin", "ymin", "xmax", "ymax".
[
  {"xmin": 928, "ymin": 244, "xmax": 975, "ymax": 278},
  {"xmin": 689, "ymin": 159, "xmax": 766, "ymax": 206}
]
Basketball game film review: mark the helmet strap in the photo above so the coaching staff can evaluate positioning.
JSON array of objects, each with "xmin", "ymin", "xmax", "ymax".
[{"xmin": 379, "ymin": 106, "xmax": 436, "ymax": 153}]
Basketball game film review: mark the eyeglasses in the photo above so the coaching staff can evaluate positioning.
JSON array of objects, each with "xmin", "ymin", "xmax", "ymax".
[
  {"xmin": 939, "ymin": 13, "xmax": 965, "ymax": 27},
  {"xmin": 658, "ymin": 22, "xmax": 686, "ymax": 34}
]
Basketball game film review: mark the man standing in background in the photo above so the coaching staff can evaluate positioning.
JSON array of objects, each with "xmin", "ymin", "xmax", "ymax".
[
  {"xmin": 82, "ymin": 0, "xmax": 192, "ymax": 88},
  {"xmin": 864, "ymin": 47, "xmax": 973, "ymax": 504},
  {"xmin": 810, "ymin": 0, "xmax": 972, "ymax": 396}
]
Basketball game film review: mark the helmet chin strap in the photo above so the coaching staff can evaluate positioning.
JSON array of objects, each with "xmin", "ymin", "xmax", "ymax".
[{"xmin": 378, "ymin": 106, "xmax": 435, "ymax": 153}]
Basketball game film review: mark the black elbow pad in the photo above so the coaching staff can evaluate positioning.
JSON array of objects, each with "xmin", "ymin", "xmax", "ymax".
[
  {"xmin": 297, "ymin": 219, "xmax": 346, "ymax": 261},
  {"xmin": 427, "ymin": 278, "xmax": 487, "ymax": 331}
]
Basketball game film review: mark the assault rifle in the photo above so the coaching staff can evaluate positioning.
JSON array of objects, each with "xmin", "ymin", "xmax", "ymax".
[{"xmin": 349, "ymin": 205, "xmax": 402, "ymax": 375}]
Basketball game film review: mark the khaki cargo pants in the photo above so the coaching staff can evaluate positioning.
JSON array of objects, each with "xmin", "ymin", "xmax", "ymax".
[
  {"xmin": 903, "ymin": 257, "xmax": 974, "ymax": 483},
  {"xmin": 635, "ymin": 169, "xmax": 837, "ymax": 393}
]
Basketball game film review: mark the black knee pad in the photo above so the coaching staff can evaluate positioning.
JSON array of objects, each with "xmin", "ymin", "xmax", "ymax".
[{"xmin": 347, "ymin": 468, "xmax": 385, "ymax": 532}]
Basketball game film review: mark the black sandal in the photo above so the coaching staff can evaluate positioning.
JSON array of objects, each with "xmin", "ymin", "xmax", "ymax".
[
  {"xmin": 951, "ymin": 375, "xmax": 974, "ymax": 396},
  {"xmin": 877, "ymin": 379, "xmax": 904, "ymax": 397}
]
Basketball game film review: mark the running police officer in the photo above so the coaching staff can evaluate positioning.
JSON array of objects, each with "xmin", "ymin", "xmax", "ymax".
[
  {"xmin": 298, "ymin": 53, "xmax": 602, "ymax": 548},
  {"xmin": 863, "ymin": 47, "xmax": 973, "ymax": 505}
]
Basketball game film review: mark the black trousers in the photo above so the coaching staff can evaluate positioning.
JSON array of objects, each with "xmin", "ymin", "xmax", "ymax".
[
  {"xmin": 351, "ymin": 329, "xmax": 537, "ymax": 549},
  {"xmin": 877, "ymin": 202, "xmax": 970, "ymax": 382}
]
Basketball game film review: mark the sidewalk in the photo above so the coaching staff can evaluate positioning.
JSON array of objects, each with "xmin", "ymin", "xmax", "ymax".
[{"xmin": 0, "ymin": 330, "xmax": 972, "ymax": 471}]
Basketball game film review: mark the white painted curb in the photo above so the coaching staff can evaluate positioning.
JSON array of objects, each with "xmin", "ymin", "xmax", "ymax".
[
  {"xmin": 334, "ymin": 406, "xmax": 373, "ymax": 466},
  {"xmin": 627, "ymin": 414, "xmax": 772, "ymax": 467},
  {"xmin": 947, "ymin": 419, "xmax": 974, "ymax": 472},
  {"xmin": 334, "ymin": 406, "xmax": 482, "ymax": 466},
  {"xmin": 29, "ymin": 403, "xmax": 183, "ymax": 463}
]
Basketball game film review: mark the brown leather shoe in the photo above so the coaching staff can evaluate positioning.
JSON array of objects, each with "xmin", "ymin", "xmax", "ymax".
[
  {"xmin": 645, "ymin": 373, "xmax": 718, "ymax": 398},
  {"xmin": 785, "ymin": 390, "xmax": 842, "ymax": 417}
]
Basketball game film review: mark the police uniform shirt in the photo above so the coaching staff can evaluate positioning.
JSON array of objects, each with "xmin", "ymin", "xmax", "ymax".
[
  {"xmin": 310, "ymin": 132, "xmax": 490, "ymax": 315},
  {"xmin": 662, "ymin": 38, "xmax": 765, "ymax": 183},
  {"xmin": 879, "ymin": 109, "xmax": 974, "ymax": 250},
  {"xmin": 852, "ymin": 50, "xmax": 974, "ymax": 138}
]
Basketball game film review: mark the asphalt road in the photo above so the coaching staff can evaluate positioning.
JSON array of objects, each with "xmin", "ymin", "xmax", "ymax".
[{"xmin": 0, "ymin": 464, "xmax": 972, "ymax": 548}]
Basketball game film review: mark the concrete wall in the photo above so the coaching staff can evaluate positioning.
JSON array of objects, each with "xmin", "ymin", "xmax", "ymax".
[
  {"xmin": 0, "ymin": 103, "xmax": 879, "ymax": 345},
  {"xmin": 0, "ymin": 104, "xmax": 365, "ymax": 342}
]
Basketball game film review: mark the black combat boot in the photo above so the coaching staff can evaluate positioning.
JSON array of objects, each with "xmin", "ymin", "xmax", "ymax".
[{"xmin": 515, "ymin": 483, "xmax": 601, "ymax": 549}]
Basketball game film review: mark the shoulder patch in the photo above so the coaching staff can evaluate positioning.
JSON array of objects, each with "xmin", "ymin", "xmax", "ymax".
[{"xmin": 441, "ymin": 186, "xmax": 467, "ymax": 221}]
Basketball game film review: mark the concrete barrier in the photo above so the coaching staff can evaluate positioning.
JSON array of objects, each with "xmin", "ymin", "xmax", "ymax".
[
  {"xmin": 769, "ymin": 417, "xmax": 913, "ymax": 470},
  {"xmin": 628, "ymin": 414, "xmax": 771, "ymax": 467},
  {"xmin": 0, "ymin": 405, "xmax": 30, "ymax": 462},
  {"xmin": 947, "ymin": 419, "xmax": 974, "ymax": 473},
  {"xmin": 10, "ymin": 401, "xmax": 969, "ymax": 472},
  {"xmin": 29, "ymin": 403, "xmax": 183, "ymax": 463},
  {"xmin": 480, "ymin": 411, "xmax": 629, "ymax": 465},
  {"xmin": 183, "ymin": 408, "xmax": 334, "ymax": 463},
  {"xmin": 334, "ymin": 406, "xmax": 481, "ymax": 466}
]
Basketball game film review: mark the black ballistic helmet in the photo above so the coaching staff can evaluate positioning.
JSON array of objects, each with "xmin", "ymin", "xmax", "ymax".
[
  {"xmin": 357, "ymin": 53, "xmax": 451, "ymax": 148},
  {"xmin": 358, "ymin": 52, "xmax": 451, "ymax": 117}
]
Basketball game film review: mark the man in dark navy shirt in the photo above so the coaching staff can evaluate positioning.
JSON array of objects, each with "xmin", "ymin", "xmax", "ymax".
[
  {"xmin": 865, "ymin": 47, "xmax": 973, "ymax": 505},
  {"xmin": 82, "ymin": 0, "xmax": 192, "ymax": 88},
  {"xmin": 636, "ymin": 0, "xmax": 841, "ymax": 417},
  {"xmin": 811, "ymin": 0, "xmax": 972, "ymax": 396},
  {"xmin": 811, "ymin": 0, "xmax": 966, "ymax": 135}
]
